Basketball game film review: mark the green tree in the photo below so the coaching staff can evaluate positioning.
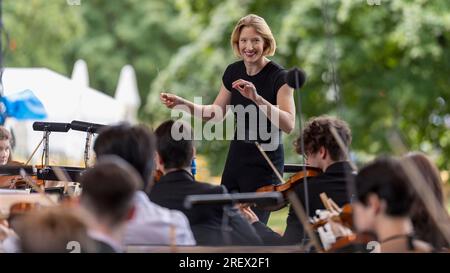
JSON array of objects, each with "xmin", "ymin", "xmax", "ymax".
[
  {"xmin": 145, "ymin": 0, "xmax": 450, "ymax": 175},
  {"xmin": 3, "ymin": 0, "xmax": 449, "ymax": 176},
  {"xmin": 3, "ymin": 0, "xmax": 85, "ymax": 74}
]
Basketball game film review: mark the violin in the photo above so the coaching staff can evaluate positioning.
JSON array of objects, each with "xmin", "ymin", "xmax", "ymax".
[
  {"xmin": 310, "ymin": 201, "xmax": 378, "ymax": 253},
  {"xmin": 257, "ymin": 165, "xmax": 322, "ymax": 194},
  {"xmin": 8, "ymin": 202, "xmax": 40, "ymax": 221},
  {"xmin": 0, "ymin": 162, "xmax": 84, "ymax": 192},
  {"xmin": 0, "ymin": 161, "xmax": 44, "ymax": 189},
  {"xmin": 0, "ymin": 201, "xmax": 39, "ymax": 239},
  {"xmin": 255, "ymin": 165, "xmax": 322, "ymax": 211},
  {"xmin": 328, "ymin": 232, "xmax": 378, "ymax": 253},
  {"xmin": 311, "ymin": 203, "xmax": 353, "ymax": 230}
]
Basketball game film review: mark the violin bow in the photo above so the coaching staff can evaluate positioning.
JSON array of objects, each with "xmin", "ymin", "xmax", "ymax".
[
  {"xmin": 254, "ymin": 142, "xmax": 284, "ymax": 184},
  {"xmin": 254, "ymin": 142, "xmax": 323, "ymax": 252},
  {"xmin": 329, "ymin": 126, "xmax": 357, "ymax": 173},
  {"xmin": 25, "ymin": 138, "xmax": 45, "ymax": 165},
  {"xmin": 51, "ymin": 166, "xmax": 72, "ymax": 196},
  {"xmin": 19, "ymin": 169, "xmax": 56, "ymax": 206}
]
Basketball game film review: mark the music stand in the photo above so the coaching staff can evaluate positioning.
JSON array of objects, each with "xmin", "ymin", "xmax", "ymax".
[
  {"xmin": 184, "ymin": 191, "xmax": 283, "ymax": 245},
  {"xmin": 184, "ymin": 191, "xmax": 283, "ymax": 209}
]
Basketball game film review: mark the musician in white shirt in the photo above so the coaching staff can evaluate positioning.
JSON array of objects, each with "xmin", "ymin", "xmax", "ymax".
[{"xmin": 93, "ymin": 123, "xmax": 195, "ymax": 246}]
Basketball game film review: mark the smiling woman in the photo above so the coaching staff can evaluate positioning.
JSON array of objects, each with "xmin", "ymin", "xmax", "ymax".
[{"xmin": 160, "ymin": 14, "xmax": 296, "ymax": 224}]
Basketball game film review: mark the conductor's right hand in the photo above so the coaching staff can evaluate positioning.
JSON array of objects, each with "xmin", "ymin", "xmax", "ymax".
[{"xmin": 160, "ymin": 92, "xmax": 184, "ymax": 109}]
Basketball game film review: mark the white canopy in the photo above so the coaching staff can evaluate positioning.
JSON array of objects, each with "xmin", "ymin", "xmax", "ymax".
[{"xmin": 2, "ymin": 66, "xmax": 135, "ymax": 165}]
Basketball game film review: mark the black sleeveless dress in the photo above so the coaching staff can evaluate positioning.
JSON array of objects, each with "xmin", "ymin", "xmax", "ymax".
[{"xmin": 221, "ymin": 60, "xmax": 288, "ymax": 193}]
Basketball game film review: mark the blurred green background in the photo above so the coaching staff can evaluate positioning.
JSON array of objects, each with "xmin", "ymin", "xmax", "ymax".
[{"xmin": 3, "ymin": 1, "xmax": 449, "ymax": 224}]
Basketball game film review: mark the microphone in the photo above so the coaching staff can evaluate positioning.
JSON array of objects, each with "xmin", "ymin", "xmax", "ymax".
[
  {"xmin": 70, "ymin": 120, "xmax": 105, "ymax": 133},
  {"xmin": 285, "ymin": 67, "xmax": 307, "ymax": 89},
  {"xmin": 183, "ymin": 192, "xmax": 283, "ymax": 209},
  {"xmin": 32, "ymin": 122, "xmax": 71, "ymax": 132}
]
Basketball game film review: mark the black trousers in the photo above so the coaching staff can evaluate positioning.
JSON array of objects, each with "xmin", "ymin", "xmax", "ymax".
[{"xmin": 221, "ymin": 141, "xmax": 284, "ymax": 225}]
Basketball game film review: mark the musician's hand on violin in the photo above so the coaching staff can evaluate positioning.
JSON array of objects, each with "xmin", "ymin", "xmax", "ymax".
[
  {"xmin": 232, "ymin": 79, "xmax": 258, "ymax": 102},
  {"xmin": 160, "ymin": 92, "xmax": 185, "ymax": 109},
  {"xmin": 8, "ymin": 177, "xmax": 16, "ymax": 189},
  {"xmin": 239, "ymin": 205, "xmax": 259, "ymax": 224}
]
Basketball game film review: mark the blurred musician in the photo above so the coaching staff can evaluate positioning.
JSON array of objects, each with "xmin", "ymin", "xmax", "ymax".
[
  {"xmin": 353, "ymin": 157, "xmax": 432, "ymax": 253},
  {"xmin": 403, "ymin": 152, "xmax": 449, "ymax": 250},
  {"xmin": 0, "ymin": 126, "xmax": 15, "ymax": 188}
]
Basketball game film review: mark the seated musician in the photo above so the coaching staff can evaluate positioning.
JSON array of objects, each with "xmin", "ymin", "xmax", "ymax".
[
  {"xmin": 353, "ymin": 157, "xmax": 432, "ymax": 252},
  {"xmin": 240, "ymin": 115, "xmax": 354, "ymax": 245},
  {"xmin": 149, "ymin": 120, "xmax": 262, "ymax": 245},
  {"xmin": 0, "ymin": 126, "xmax": 14, "ymax": 188},
  {"xmin": 14, "ymin": 207, "xmax": 96, "ymax": 253},
  {"xmin": 93, "ymin": 123, "xmax": 195, "ymax": 246},
  {"xmin": 79, "ymin": 156, "xmax": 140, "ymax": 253},
  {"xmin": 403, "ymin": 152, "xmax": 449, "ymax": 250}
]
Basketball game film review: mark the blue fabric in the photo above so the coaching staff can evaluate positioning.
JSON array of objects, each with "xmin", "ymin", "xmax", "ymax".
[
  {"xmin": 1, "ymin": 89, "xmax": 47, "ymax": 124},
  {"xmin": 191, "ymin": 157, "xmax": 197, "ymax": 177}
]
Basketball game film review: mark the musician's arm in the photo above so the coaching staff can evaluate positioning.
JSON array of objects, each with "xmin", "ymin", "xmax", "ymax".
[
  {"xmin": 240, "ymin": 206, "xmax": 284, "ymax": 245},
  {"xmin": 253, "ymin": 84, "xmax": 296, "ymax": 134},
  {"xmin": 161, "ymin": 85, "xmax": 231, "ymax": 122},
  {"xmin": 251, "ymin": 221, "xmax": 284, "ymax": 245}
]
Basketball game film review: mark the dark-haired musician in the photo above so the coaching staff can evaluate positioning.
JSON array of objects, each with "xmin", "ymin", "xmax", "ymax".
[
  {"xmin": 353, "ymin": 157, "xmax": 433, "ymax": 252},
  {"xmin": 241, "ymin": 115, "xmax": 354, "ymax": 245},
  {"xmin": 150, "ymin": 119, "xmax": 262, "ymax": 246}
]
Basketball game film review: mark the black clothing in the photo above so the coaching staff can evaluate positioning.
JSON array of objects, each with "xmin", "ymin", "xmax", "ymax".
[
  {"xmin": 221, "ymin": 60, "xmax": 287, "ymax": 195},
  {"xmin": 149, "ymin": 170, "xmax": 262, "ymax": 246},
  {"xmin": 93, "ymin": 240, "xmax": 118, "ymax": 253},
  {"xmin": 221, "ymin": 141, "xmax": 284, "ymax": 193}
]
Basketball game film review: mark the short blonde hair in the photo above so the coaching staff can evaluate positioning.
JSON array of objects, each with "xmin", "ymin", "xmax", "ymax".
[{"xmin": 230, "ymin": 14, "xmax": 276, "ymax": 58}]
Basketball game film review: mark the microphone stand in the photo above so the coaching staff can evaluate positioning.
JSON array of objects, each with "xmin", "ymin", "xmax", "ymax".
[
  {"xmin": 37, "ymin": 127, "xmax": 51, "ymax": 190},
  {"xmin": 83, "ymin": 128, "xmax": 94, "ymax": 168},
  {"xmin": 290, "ymin": 68, "xmax": 311, "ymax": 245},
  {"xmin": 42, "ymin": 128, "xmax": 50, "ymax": 167},
  {"xmin": 70, "ymin": 121, "xmax": 104, "ymax": 167}
]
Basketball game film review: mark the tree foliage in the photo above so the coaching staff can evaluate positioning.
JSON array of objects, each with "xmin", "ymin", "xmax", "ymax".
[
  {"xmin": 3, "ymin": 0, "xmax": 84, "ymax": 73},
  {"xmin": 3, "ymin": 0, "xmax": 449, "ymax": 176}
]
